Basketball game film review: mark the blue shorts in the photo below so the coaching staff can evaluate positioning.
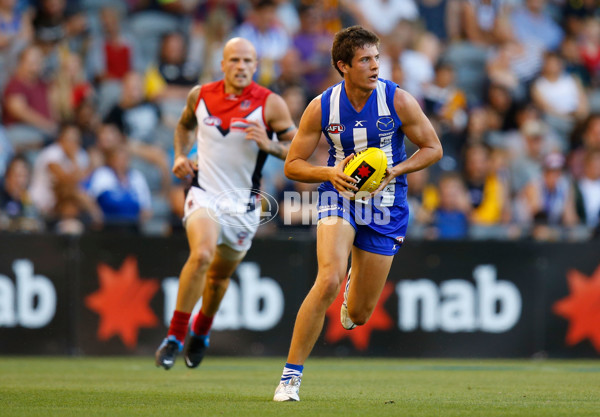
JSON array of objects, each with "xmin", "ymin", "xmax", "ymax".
[{"xmin": 317, "ymin": 188, "xmax": 408, "ymax": 256}]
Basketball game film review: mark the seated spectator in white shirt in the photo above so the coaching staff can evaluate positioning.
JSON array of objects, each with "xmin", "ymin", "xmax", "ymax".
[
  {"xmin": 532, "ymin": 51, "xmax": 589, "ymax": 144},
  {"xmin": 532, "ymin": 52, "xmax": 589, "ymax": 121},
  {"xmin": 29, "ymin": 123, "xmax": 92, "ymax": 216}
]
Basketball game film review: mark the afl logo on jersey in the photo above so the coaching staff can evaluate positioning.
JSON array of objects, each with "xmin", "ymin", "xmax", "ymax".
[
  {"xmin": 203, "ymin": 116, "xmax": 222, "ymax": 127},
  {"xmin": 326, "ymin": 123, "xmax": 345, "ymax": 134},
  {"xmin": 376, "ymin": 116, "xmax": 394, "ymax": 131}
]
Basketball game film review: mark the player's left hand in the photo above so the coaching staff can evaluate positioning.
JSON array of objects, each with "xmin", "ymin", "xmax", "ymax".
[
  {"xmin": 371, "ymin": 167, "xmax": 396, "ymax": 197},
  {"xmin": 244, "ymin": 120, "xmax": 270, "ymax": 150}
]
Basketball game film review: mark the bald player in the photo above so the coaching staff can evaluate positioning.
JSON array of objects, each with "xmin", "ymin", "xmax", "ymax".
[{"xmin": 155, "ymin": 38, "xmax": 297, "ymax": 370}]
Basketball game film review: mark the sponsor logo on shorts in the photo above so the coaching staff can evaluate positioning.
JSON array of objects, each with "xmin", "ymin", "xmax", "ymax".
[{"xmin": 237, "ymin": 231, "xmax": 249, "ymax": 245}]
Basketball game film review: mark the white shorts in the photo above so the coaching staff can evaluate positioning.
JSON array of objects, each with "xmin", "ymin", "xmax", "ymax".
[{"xmin": 182, "ymin": 186, "xmax": 261, "ymax": 252}]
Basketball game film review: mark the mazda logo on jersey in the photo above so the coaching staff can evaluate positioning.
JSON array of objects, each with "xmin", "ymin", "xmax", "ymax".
[
  {"xmin": 376, "ymin": 116, "xmax": 394, "ymax": 131},
  {"xmin": 326, "ymin": 123, "xmax": 345, "ymax": 134},
  {"xmin": 204, "ymin": 116, "xmax": 222, "ymax": 127}
]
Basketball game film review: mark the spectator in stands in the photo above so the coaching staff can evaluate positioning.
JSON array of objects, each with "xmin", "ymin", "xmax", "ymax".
[
  {"xmin": 87, "ymin": 7, "xmax": 142, "ymax": 83},
  {"xmin": 32, "ymin": 0, "xmax": 87, "ymax": 50},
  {"xmin": 87, "ymin": 144, "xmax": 152, "ymax": 232},
  {"xmin": 74, "ymin": 99, "xmax": 101, "ymax": 151},
  {"xmin": 145, "ymin": 31, "xmax": 200, "ymax": 127},
  {"xmin": 485, "ymin": 83, "xmax": 517, "ymax": 131},
  {"xmin": 1, "ymin": 45, "xmax": 57, "ymax": 150},
  {"xmin": 509, "ymin": 119, "xmax": 555, "ymax": 195},
  {"xmin": 87, "ymin": 122, "xmax": 123, "ymax": 170},
  {"xmin": 569, "ymin": 114, "xmax": 600, "ymax": 179},
  {"xmin": 486, "ymin": 43, "xmax": 525, "ymax": 100},
  {"xmin": 463, "ymin": 143, "xmax": 508, "ymax": 226},
  {"xmin": 532, "ymin": 52, "xmax": 589, "ymax": 145},
  {"xmin": 520, "ymin": 152, "xmax": 578, "ymax": 240},
  {"xmin": 280, "ymin": 85, "xmax": 307, "ymax": 126},
  {"xmin": 560, "ymin": 35, "xmax": 591, "ymax": 88},
  {"xmin": 406, "ymin": 169, "xmax": 436, "ymax": 234},
  {"xmin": 575, "ymin": 149, "xmax": 600, "ymax": 229},
  {"xmin": 461, "ymin": 0, "xmax": 504, "ymax": 46},
  {"xmin": 268, "ymin": 48, "xmax": 307, "ymax": 96},
  {"xmin": 347, "ymin": 0, "xmax": 419, "ymax": 37},
  {"xmin": 400, "ymin": 31, "xmax": 440, "ymax": 103},
  {"xmin": 104, "ymin": 71, "xmax": 162, "ymax": 145},
  {"xmin": 507, "ymin": 0, "xmax": 564, "ymax": 82},
  {"xmin": 418, "ymin": 0, "xmax": 462, "ymax": 42},
  {"xmin": 191, "ymin": 6, "xmax": 235, "ymax": 84},
  {"xmin": 562, "ymin": 0, "xmax": 598, "ymax": 37},
  {"xmin": 0, "ymin": 0, "xmax": 33, "ymax": 88},
  {"xmin": 578, "ymin": 18, "xmax": 600, "ymax": 83},
  {"xmin": 87, "ymin": 6, "xmax": 142, "ymax": 116},
  {"xmin": 0, "ymin": 154, "xmax": 43, "ymax": 232},
  {"xmin": 192, "ymin": 0, "xmax": 244, "ymax": 28},
  {"xmin": 50, "ymin": 50, "xmax": 94, "ymax": 122},
  {"xmin": 429, "ymin": 172, "xmax": 471, "ymax": 239},
  {"xmin": 104, "ymin": 74, "xmax": 170, "ymax": 193},
  {"xmin": 0, "ymin": 127, "xmax": 14, "ymax": 177},
  {"xmin": 28, "ymin": 123, "xmax": 93, "ymax": 216},
  {"xmin": 423, "ymin": 62, "xmax": 468, "ymax": 133},
  {"xmin": 510, "ymin": 0, "xmax": 563, "ymax": 52},
  {"xmin": 235, "ymin": 0, "xmax": 290, "ymax": 86},
  {"xmin": 273, "ymin": 0, "xmax": 299, "ymax": 36},
  {"xmin": 292, "ymin": 4, "xmax": 333, "ymax": 97}
]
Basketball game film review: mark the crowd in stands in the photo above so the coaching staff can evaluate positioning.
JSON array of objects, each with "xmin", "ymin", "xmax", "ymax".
[{"xmin": 0, "ymin": 0, "xmax": 599, "ymax": 241}]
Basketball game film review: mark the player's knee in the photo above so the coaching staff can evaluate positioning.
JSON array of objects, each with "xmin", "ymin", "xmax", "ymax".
[
  {"xmin": 314, "ymin": 275, "xmax": 341, "ymax": 302},
  {"xmin": 347, "ymin": 305, "xmax": 373, "ymax": 326},
  {"xmin": 188, "ymin": 246, "xmax": 215, "ymax": 269}
]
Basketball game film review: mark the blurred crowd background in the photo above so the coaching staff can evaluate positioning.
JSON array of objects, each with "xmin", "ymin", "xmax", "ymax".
[{"xmin": 0, "ymin": 0, "xmax": 599, "ymax": 241}]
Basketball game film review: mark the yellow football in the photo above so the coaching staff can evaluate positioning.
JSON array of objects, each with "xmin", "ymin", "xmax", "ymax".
[{"xmin": 342, "ymin": 147, "xmax": 388, "ymax": 198}]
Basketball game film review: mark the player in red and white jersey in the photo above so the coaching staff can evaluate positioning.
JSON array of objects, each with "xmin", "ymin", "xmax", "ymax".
[{"xmin": 156, "ymin": 38, "xmax": 297, "ymax": 370}]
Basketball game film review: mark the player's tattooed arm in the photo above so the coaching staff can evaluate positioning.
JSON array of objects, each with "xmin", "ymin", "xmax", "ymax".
[
  {"xmin": 266, "ymin": 134, "xmax": 293, "ymax": 159},
  {"xmin": 174, "ymin": 86, "xmax": 200, "ymax": 158},
  {"xmin": 172, "ymin": 86, "xmax": 200, "ymax": 179},
  {"xmin": 261, "ymin": 93, "xmax": 298, "ymax": 160}
]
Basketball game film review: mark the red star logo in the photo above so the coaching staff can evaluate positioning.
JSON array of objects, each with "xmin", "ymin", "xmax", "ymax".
[
  {"xmin": 552, "ymin": 265, "xmax": 600, "ymax": 352},
  {"xmin": 324, "ymin": 279, "xmax": 394, "ymax": 351},
  {"xmin": 357, "ymin": 164, "xmax": 372, "ymax": 178},
  {"xmin": 85, "ymin": 257, "xmax": 160, "ymax": 349}
]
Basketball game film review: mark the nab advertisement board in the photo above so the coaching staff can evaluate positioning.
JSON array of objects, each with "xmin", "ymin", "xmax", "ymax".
[{"xmin": 0, "ymin": 234, "xmax": 598, "ymax": 358}]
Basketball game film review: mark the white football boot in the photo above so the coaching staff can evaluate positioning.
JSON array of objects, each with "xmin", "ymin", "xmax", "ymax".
[
  {"xmin": 273, "ymin": 376, "xmax": 301, "ymax": 401},
  {"xmin": 340, "ymin": 268, "xmax": 357, "ymax": 330}
]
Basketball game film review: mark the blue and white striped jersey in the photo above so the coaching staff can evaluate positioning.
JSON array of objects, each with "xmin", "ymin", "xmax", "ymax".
[{"xmin": 319, "ymin": 78, "xmax": 408, "ymax": 206}]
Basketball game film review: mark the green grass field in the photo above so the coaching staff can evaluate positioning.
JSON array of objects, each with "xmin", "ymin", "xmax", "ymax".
[{"xmin": 1, "ymin": 357, "xmax": 599, "ymax": 417}]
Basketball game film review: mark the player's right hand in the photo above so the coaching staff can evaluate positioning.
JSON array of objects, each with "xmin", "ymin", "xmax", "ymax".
[
  {"xmin": 172, "ymin": 155, "xmax": 196, "ymax": 179},
  {"xmin": 329, "ymin": 153, "xmax": 358, "ymax": 198}
]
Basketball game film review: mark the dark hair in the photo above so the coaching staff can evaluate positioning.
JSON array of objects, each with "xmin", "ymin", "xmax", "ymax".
[
  {"xmin": 255, "ymin": 0, "xmax": 276, "ymax": 10},
  {"xmin": 331, "ymin": 25, "xmax": 379, "ymax": 77},
  {"xmin": 58, "ymin": 121, "xmax": 79, "ymax": 136},
  {"xmin": 6, "ymin": 154, "xmax": 30, "ymax": 176}
]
